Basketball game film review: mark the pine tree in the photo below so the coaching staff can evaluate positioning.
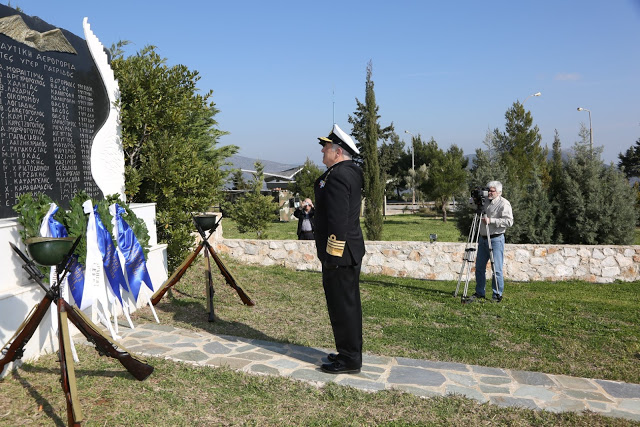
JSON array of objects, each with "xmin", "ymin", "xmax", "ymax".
[
  {"xmin": 549, "ymin": 130, "xmax": 564, "ymax": 192},
  {"xmin": 618, "ymin": 138, "xmax": 640, "ymax": 178},
  {"xmin": 493, "ymin": 101, "xmax": 547, "ymax": 190},
  {"xmin": 598, "ymin": 162, "xmax": 637, "ymax": 244},
  {"xmin": 510, "ymin": 169, "xmax": 555, "ymax": 244},
  {"xmin": 554, "ymin": 144, "xmax": 634, "ymax": 245},
  {"xmin": 486, "ymin": 101, "xmax": 554, "ymax": 244},
  {"xmin": 548, "ymin": 130, "xmax": 566, "ymax": 242},
  {"xmin": 231, "ymin": 170, "xmax": 250, "ymax": 190}
]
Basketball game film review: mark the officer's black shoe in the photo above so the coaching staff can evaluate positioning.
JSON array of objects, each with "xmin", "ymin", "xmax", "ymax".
[
  {"xmin": 491, "ymin": 295, "xmax": 503, "ymax": 303},
  {"xmin": 320, "ymin": 361, "xmax": 361, "ymax": 374},
  {"xmin": 327, "ymin": 353, "xmax": 339, "ymax": 362},
  {"xmin": 471, "ymin": 293, "xmax": 485, "ymax": 299}
]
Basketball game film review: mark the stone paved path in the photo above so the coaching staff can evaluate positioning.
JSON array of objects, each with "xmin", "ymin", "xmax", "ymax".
[{"xmin": 100, "ymin": 323, "xmax": 640, "ymax": 422}]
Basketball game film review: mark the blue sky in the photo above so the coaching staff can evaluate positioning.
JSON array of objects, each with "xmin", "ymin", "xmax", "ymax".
[{"xmin": 8, "ymin": 0, "xmax": 640, "ymax": 166}]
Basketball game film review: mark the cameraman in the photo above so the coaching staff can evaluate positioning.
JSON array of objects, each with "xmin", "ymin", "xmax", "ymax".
[
  {"xmin": 293, "ymin": 198, "xmax": 315, "ymax": 240},
  {"xmin": 473, "ymin": 180, "xmax": 513, "ymax": 303}
]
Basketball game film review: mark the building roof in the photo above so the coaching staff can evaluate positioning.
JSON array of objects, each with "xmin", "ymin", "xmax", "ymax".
[{"xmin": 222, "ymin": 154, "xmax": 304, "ymax": 191}]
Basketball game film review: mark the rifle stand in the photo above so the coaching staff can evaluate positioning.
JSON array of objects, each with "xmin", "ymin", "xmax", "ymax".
[
  {"xmin": 150, "ymin": 214, "xmax": 254, "ymax": 322},
  {"xmin": 1, "ymin": 238, "xmax": 154, "ymax": 426}
]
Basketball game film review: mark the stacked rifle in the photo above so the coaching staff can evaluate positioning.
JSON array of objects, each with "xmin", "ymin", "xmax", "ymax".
[
  {"xmin": 150, "ymin": 214, "xmax": 255, "ymax": 322},
  {"xmin": 1, "ymin": 238, "xmax": 153, "ymax": 426},
  {"xmin": 2, "ymin": 214, "xmax": 254, "ymax": 425}
]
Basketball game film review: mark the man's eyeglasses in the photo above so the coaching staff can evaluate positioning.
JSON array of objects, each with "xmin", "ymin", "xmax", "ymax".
[{"xmin": 488, "ymin": 189, "xmax": 497, "ymax": 193}]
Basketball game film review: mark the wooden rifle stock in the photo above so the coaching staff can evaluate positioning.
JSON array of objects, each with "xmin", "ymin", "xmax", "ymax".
[
  {"xmin": 6, "ymin": 240, "xmax": 153, "ymax": 424},
  {"xmin": 205, "ymin": 250, "xmax": 215, "ymax": 322},
  {"xmin": 150, "ymin": 243, "xmax": 204, "ymax": 305},
  {"xmin": 0, "ymin": 295, "xmax": 53, "ymax": 375},
  {"xmin": 206, "ymin": 245, "xmax": 255, "ymax": 306},
  {"xmin": 61, "ymin": 299, "xmax": 154, "ymax": 381},
  {"xmin": 58, "ymin": 300, "xmax": 83, "ymax": 426}
]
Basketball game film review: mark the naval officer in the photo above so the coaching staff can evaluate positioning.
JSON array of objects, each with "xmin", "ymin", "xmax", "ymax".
[{"xmin": 314, "ymin": 124, "xmax": 365, "ymax": 374}]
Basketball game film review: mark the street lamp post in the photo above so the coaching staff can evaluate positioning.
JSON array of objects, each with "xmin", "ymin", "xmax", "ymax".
[
  {"xmin": 577, "ymin": 107, "xmax": 593, "ymax": 153},
  {"xmin": 404, "ymin": 130, "xmax": 416, "ymax": 212},
  {"xmin": 522, "ymin": 92, "xmax": 541, "ymax": 104}
]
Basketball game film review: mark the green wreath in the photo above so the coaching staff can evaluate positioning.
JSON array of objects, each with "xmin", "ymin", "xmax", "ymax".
[{"xmin": 13, "ymin": 192, "xmax": 151, "ymax": 269}]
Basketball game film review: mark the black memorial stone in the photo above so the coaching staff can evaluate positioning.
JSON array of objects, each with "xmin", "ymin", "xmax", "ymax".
[{"xmin": 0, "ymin": 4, "xmax": 108, "ymax": 218}]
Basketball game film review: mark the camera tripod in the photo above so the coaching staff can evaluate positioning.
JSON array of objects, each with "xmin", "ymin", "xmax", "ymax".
[
  {"xmin": 2, "ymin": 238, "xmax": 154, "ymax": 426},
  {"xmin": 454, "ymin": 206, "xmax": 496, "ymax": 304},
  {"xmin": 150, "ymin": 214, "xmax": 254, "ymax": 322}
]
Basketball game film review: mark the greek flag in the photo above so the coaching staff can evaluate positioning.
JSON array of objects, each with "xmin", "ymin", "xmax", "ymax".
[
  {"xmin": 44, "ymin": 204, "xmax": 68, "ymax": 239},
  {"xmin": 65, "ymin": 256, "xmax": 87, "ymax": 308},
  {"xmin": 40, "ymin": 203, "xmax": 82, "ymax": 362},
  {"xmin": 83, "ymin": 200, "xmax": 119, "ymax": 339},
  {"xmin": 112, "ymin": 204, "xmax": 154, "ymax": 301},
  {"xmin": 93, "ymin": 207, "xmax": 128, "ymax": 305},
  {"xmin": 40, "ymin": 204, "xmax": 86, "ymax": 308}
]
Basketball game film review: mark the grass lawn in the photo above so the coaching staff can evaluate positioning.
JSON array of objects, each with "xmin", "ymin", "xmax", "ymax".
[
  {"xmin": 2, "ymin": 259, "xmax": 638, "ymax": 425},
  {"xmin": 134, "ymin": 260, "xmax": 640, "ymax": 384},
  {"xmin": 222, "ymin": 213, "xmax": 465, "ymax": 242},
  {"xmin": 2, "ymin": 345, "xmax": 630, "ymax": 426},
  {"xmin": 2, "ymin": 214, "xmax": 639, "ymax": 425}
]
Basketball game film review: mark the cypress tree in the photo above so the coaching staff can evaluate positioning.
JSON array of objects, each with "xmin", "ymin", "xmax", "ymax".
[{"xmin": 348, "ymin": 61, "xmax": 387, "ymax": 240}]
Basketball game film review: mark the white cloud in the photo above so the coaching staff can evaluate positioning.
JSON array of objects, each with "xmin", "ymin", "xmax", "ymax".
[{"xmin": 554, "ymin": 73, "xmax": 582, "ymax": 81}]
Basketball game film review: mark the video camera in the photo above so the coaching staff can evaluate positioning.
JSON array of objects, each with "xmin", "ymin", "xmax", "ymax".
[
  {"xmin": 289, "ymin": 197, "xmax": 301, "ymax": 209},
  {"xmin": 471, "ymin": 187, "xmax": 489, "ymax": 207}
]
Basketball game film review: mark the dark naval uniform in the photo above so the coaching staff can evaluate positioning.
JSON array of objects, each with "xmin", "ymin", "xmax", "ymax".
[{"xmin": 314, "ymin": 159, "xmax": 365, "ymax": 371}]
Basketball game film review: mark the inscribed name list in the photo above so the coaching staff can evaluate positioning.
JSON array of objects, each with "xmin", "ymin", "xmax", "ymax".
[{"xmin": 0, "ymin": 4, "xmax": 108, "ymax": 218}]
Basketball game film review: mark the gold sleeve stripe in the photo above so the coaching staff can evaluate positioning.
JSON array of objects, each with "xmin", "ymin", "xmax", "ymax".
[{"xmin": 326, "ymin": 234, "xmax": 346, "ymax": 257}]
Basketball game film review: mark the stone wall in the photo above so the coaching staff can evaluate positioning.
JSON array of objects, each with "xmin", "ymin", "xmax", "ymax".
[{"xmin": 215, "ymin": 239, "xmax": 640, "ymax": 283}]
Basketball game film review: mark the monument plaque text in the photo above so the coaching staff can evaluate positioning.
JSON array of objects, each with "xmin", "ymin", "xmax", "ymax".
[{"xmin": 0, "ymin": 5, "xmax": 108, "ymax": 218}]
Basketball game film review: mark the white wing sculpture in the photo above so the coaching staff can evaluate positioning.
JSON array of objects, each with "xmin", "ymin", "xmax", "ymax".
[{"xmin": 83, "ymin": 17, "xmax": 125, "ymax": 201}]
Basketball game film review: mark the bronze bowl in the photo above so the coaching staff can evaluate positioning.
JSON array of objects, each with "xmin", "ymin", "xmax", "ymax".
[
  {"xmin": 194, "ymin": 214, "xmax": 218, "ymax": 231},
  {"xmin": 25, "ymin": 237, "xmax": 76, "ymax": 266}
]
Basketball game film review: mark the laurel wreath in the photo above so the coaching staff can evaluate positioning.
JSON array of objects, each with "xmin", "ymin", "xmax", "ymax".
[{"xmin": 13, "ymin": 192, "xmax": 150, "ymax": 268}]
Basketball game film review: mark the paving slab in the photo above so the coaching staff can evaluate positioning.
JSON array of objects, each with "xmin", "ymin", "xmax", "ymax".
[{"xmin": 80, "ymin": 322, "xmax": 640, "ymax": 422}]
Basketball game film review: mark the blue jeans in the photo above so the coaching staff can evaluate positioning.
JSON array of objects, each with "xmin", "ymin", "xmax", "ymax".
[{"xmin": 475, "ymin": 234, "xmax": 504, "ymax": 298}]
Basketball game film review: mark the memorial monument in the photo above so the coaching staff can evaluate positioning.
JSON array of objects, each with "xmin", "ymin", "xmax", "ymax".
[
  {"xmin": 0, "ymin": 3, "xmax": 125, "ymax": 218},
  {"xmin": 0, "ymin": 4, "xmax": 166, "ymax": 376}
]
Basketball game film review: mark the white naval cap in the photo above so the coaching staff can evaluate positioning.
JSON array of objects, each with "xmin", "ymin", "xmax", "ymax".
[{"xmin": 317, "ymin": 123, "xmax": 360, "ymax": 156}]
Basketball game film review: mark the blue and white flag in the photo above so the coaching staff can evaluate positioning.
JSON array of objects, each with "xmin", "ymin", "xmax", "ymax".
[
  {"xmin": 93, "ymin": 206, "xmax": 127, "ymax": 305},
  {"xmin": 111, "ymin": 204, "xmax": 154, "ymax": 301},
  {"xmin": 93, "ymin": 204, "xmax": 136, "ymax": 330},
  {"xmin": 39, "ymin": 203, "xmax": 86, "ymax": 307},
  {"xmin": 39, "ymin": 203, "xmax": 82, "ymax": 362},
  {"xmin": 42, "ymin": 204, "xmax": 68, "ymax": 239},
  {"xmin": 65, "ymin": 257, "xmax": 87, "ymax": 309},
  {"xmin": 83, "ymin": 200, "xmax": 118, "ymax": 339},
  {"xmin": 109, "ymin": 203, "xmax": 159, "ymax": 323}
]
